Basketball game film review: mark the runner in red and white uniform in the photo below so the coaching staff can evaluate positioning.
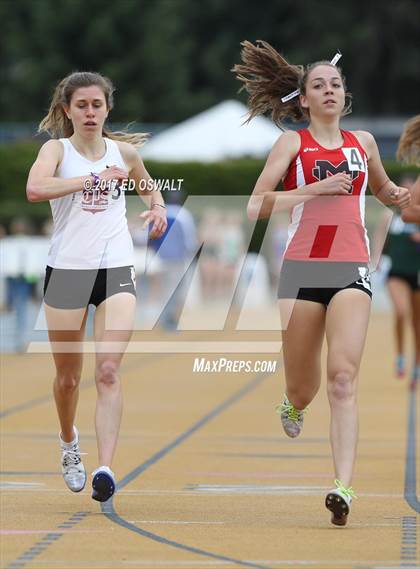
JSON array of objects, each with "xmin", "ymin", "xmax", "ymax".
[
  {"xmin": 233, "ymin": 41, "xmax": 411, "ymax": 526},
  {"xmin": 283, "ymin": 128, "xmax": 369, "ymax": 262}
]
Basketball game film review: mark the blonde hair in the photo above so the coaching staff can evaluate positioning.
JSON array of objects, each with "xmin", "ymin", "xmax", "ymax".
[
  {"xmin": 38, "ymin": 71, "xmax": 148, "ymax": 147},
  {"xmin": 397, "ymin": 115, "xmax": 420, "ymax": 166},
  {"xmin": 232, "ymin": 40, "xmax": 352, "ymax": 129}
]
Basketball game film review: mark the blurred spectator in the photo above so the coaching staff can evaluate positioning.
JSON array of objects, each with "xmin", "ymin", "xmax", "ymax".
[
  {"xmin": 0, "ymin": 224, "xmax": 6, "ymax": 311},
  {"xmin": 41, "ymin": 218, "xmax": 54, "ymax": 237},
  {"xmin": 149, "ymin": 191, "xmax": 197, "ymax": 330},
  {"xmin": 198, "ymin": 209, "xmax": 223, "ymax": 299},
  {"xmin": 219, "ymin": 211, "xmax": 245, "ymax": 297},
  {"xmin": 1, "ymin": 218, "xmax": 37, "ymax": 351},
  {"xmin": 374, "ymin": 175, "xmax": 420, "ymax": 385},
  {"xmin": 269, "ymin": 216, "xmax": 289, "ymax": 288}
]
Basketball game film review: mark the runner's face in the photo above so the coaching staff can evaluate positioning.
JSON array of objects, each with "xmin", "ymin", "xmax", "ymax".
[
  {"xmin": 64, "ymin": 86, "xmax": 109, "ymax": 135},
  {"xmin": 300, "ymin": 65, "xmax": 345, "ymax": 118}
]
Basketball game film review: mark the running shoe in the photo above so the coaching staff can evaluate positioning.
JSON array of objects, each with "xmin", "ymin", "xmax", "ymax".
[
  {"xmin": 275, "ymin": 394, "xmax": 306, "ymax": 438},
  {"xmin": 91, "ymin": 466, "xmax": 116, "ymax": 502},
  {"xmin": 59, "ymin": 426, "xmax": 86, "ymax": 493},
  {"xmin": 325, "ymin": 479, "xmax": 356, "ymax": 526}
]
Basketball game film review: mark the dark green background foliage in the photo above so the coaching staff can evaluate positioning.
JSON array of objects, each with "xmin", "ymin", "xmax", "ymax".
[{"xmin": 1, "ymin": 0, "xmax": 419, "ymax": 123}]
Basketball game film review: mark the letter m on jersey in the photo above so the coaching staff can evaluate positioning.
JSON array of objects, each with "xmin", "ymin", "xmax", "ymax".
[{"xmin": 312, "ymin": 160, "xmax": 359, "ymax": 194}]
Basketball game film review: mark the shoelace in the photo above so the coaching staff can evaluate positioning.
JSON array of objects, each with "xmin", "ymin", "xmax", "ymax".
[
  {"xmin": 275, "ymin": 402, "xmax": 305, "ymax": 423},
  {"xmin": 334, "ymin": 479, "xmax": 357, "ymax": 499},
  {"xmin": 62, "ymin": 448, "xmax": 87, "ymax": 469}
]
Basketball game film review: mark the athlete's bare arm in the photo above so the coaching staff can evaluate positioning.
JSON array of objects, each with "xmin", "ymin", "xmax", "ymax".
[
  {"xmin": 117, "ymin": 141, "xmax": 167, "ymax": 239},
  {"xmin": 248, "ymin": 130, "xmax": 351, "ymax": 220},
  {"xmin": 401, "ymin": 175, "xmax": 420, "ymax": 222},
  {"xmin": 116, "ymin": 141, "xmax": 165, "ymax": 208},
  {"xmin": 354, "ymin": 131, "xmax": 411, "ymax": 210},
  {"xmin": 26, "ymin": 140, "xmax": 127, "ymax": 202}
]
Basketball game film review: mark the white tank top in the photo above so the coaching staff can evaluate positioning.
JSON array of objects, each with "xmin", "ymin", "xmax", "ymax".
[{"xmin": 47, "ymin": 138, "xmax": 134, "ymax": 269}]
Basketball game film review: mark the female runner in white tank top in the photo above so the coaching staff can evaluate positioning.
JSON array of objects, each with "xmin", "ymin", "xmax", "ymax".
[{"xmin": 26, "ymin": 72, "xmax": 167, "ymax": 502}]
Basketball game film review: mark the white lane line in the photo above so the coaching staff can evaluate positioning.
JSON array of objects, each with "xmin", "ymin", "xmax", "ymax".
[
  {"xmin": 185, "ymin": 485, "xmax": 404, "ymax": 497},
  {"xmin": 0, "ymin": 529, "xmax": 109, "ymax": 535},
  {"xmin": 0, "ymin": 487, "xmax": 404, "ymax": 498},
  {"xmin": 0, "ymin": 481, "xmax": 45, "ymax": 489},
  {"xmin": 27, "ymin": 560, "xmax": 405, "ymax": 567},
  {"xmin": 127, "ymin": 520, "xmax": 226, "ymax": 525},
  {"xmin": 28, "ymin": 341, "xmax": 283, "ymax": 354},
  {"xmin": 186, "ymin": 485, "xmax": 328, "ymax": 493}
]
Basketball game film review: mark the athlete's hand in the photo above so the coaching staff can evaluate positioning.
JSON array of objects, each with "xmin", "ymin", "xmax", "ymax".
[
  {"xmin": 98, "ymin": 165, "xmax": 129, "ymax": 183},
  {"xmin": 139, "ymin": 207, "xmax": 168, "ymax": 240},
  {"xmin": 313, "ymin": 173, "xmax": 353, "ymax": 196},
  {"xmin": 390, "ymin": 186, "xmax": 411, "ymax": 209}
]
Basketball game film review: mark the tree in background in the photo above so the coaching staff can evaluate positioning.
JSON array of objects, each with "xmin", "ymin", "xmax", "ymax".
[{"xmin": 1, "ymin": 0, "xmax": 419, "ymax": 123}]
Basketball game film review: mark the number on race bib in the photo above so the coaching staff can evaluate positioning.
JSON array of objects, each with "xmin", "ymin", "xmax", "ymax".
[
  {"xmin": 350, "ymin": 149, "xmax": 363, "ymax": 169},
  {"xmin": 342, "ymin": 147, "xmax": 365, "ymax": 172}
]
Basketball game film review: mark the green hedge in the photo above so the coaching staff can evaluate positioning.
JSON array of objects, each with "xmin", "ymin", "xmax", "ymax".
[{"xmin": 0, "ymin": 141, "xmax": 418, "ymax": 231}]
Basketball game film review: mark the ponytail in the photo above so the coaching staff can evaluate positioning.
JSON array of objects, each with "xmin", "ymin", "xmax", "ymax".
[{"xmin": 232, "ymin": 41, "xmax": 352, "ymax": 129}]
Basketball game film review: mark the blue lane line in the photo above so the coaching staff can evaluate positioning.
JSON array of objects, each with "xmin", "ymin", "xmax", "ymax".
[
  {"xmin": 102, "ymin": 371, "xmax": 275, "ymax": 569},
  {"xmin": 3, "ymin": 354, "xmax": 164, "ymax": 569},
  {"xmin": 0, "ymin": 381, "xmax": 94, "ymax": 419},
  {"xmin": 399, "ymin": 515, "xmax": 418, "ymax": 568},
  {"xmin": 0, "ymin": 354, "xmax": 158, "ymax": 420},
  {"xmin": 7, "ymin": 358, "xmax": 414, "ymax": 567},
  {"xmin": 5, "ymin": 512, "xmax": 89, "ymax": 569},
  {"xmin": 404, "ymin": 385, "xmax": 420, "ymax": 513},
  {"xmin": 0, "ymin": 394, "xmax": 55, "ymax": 419},
  {"xmin": 104, "ymin": 509, "xmax": 272, "ymax": 569}
]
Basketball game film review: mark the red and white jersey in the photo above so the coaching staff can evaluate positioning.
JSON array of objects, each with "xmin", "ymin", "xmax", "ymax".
[{"xmin": 282, "ymin": 129, "xmax": 370, "ymax": 263}]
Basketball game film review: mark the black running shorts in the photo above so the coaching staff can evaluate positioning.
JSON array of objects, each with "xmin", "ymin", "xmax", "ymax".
[
  {"xmin": 43, "ymin": 265, "xmax": 136, "ymax": 309},
  {"xmin": 278, "ymin": 260, "xmax": 372, "ymax": 307},
  {"xmin": 388, "ymin": 270, "xmax": 420, "ymax": 292}
]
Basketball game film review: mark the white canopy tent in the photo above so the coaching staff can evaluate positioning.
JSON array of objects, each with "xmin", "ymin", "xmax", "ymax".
[{"xmin": 140, "ymin": 100, "xmax": 281, "ymax": 162}]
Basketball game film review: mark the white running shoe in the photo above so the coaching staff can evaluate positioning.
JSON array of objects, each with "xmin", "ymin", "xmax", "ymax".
[
  {"xmin": 91, "ymin": 466, "xmax": 116, "ymax": 502},
  {"xmin": 275, "ymin": 394, "xmax": 306, "ymax": 438},
  {"xmin": 325, "ymin": 479, "xmax": 356, "ymax": 526},
  {"xmin": 59, "ymin": 426, "xmax": 86, "ymax": 493}
]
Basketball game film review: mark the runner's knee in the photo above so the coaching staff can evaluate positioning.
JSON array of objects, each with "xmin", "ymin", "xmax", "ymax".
[
  {"xmin": 55, "ymin": 371, "xmax": 81, "ymax": 393},
  {"xmin": 327, "ymin": 368, "xmax": 356, "ymax": 401},
  {"xmin": 96, "ymin": 360, "xmax": 119, "ymax": 388}
]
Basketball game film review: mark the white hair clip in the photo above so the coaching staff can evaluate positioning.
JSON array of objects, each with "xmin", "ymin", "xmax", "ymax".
[
  {"xmin": 281, "ymin": 51, "xmax": 342, "ymax": 103},
  {"xmin": 280, "ymin": 89, "xmax": 301, "ymax": 103}
]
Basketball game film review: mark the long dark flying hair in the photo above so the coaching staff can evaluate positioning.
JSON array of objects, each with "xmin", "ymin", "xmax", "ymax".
[
  {"xmin": 39, "ymin": 71, "xmax": 148, "ymax": 147},
  {"xmin": 232, "ymin": 40, "xmax": 352, "ymax": 129}
]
